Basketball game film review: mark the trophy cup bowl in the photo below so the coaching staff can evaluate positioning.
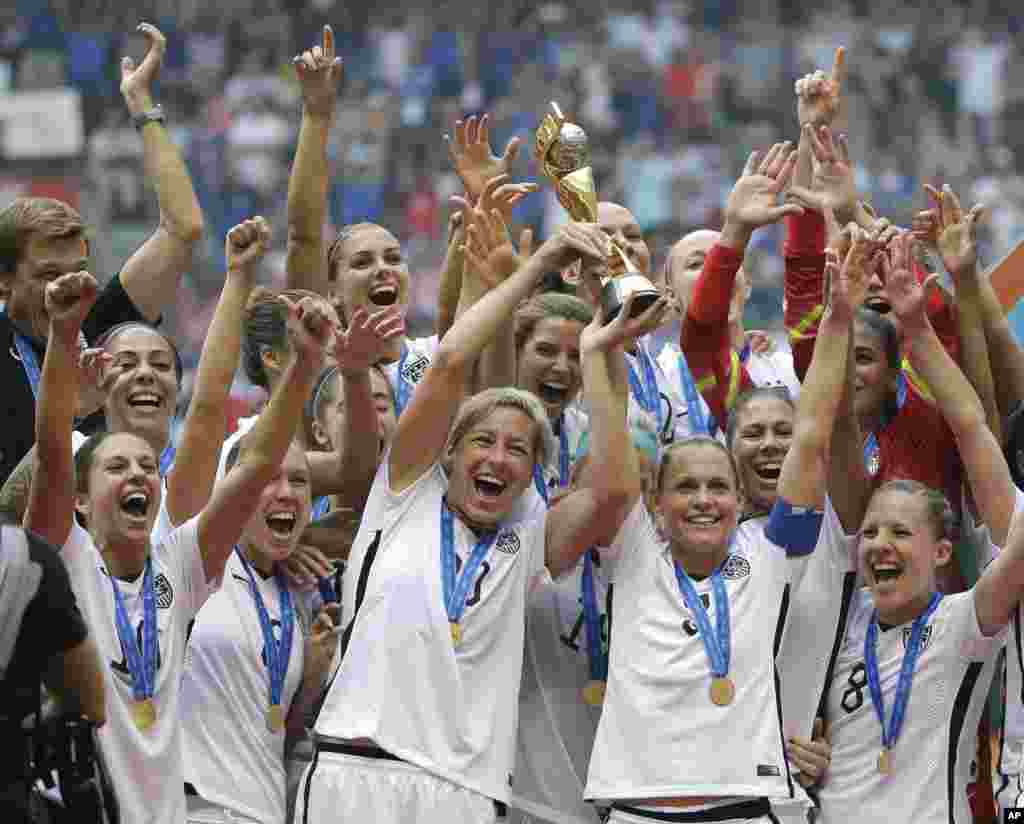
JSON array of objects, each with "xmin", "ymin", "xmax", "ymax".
[{"xmin": 535, "ymin": 102, "xmax": 661, "ymax": 323}]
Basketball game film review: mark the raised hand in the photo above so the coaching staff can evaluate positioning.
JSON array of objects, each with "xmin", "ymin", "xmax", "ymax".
[
  {"xmin": 334, "ymin": 306, "xmax": 405, "ymax": 374},
  {"xmin": 226, "ymin": 216, "xmax": 271, "ymax": 274},
  {"xmin": 579, "ymin": 288, "xmax": 671, "ymax": 353},
  {"xmin": 283, "ymin": 295, "xmax": 333, "ymax": 370},
  {"xmin": 445, "ymin": 113, "xmax": 522, "ymax": 202},
  {"xmin": 924, "ymin": 183, "xmax": 984, "ymax": 279},
  {"xmin": 77, "ymin": 347, "xmax": 114, "ymax": 419},
  {"xmin": 293, "ymin": 25, "xmax": 343, "ymax": 118},
  {"xmin": 120, "ymin": 22, "xmax": 165, "ymax": 115},
  {"xmin": 788, "ymin": 125, "xmax": 858, "ymax": 219},
  {"xmin": 825, "ymin": 223, "xmax": 870, "ymax": 320},
  {"xmin": 450, "ymin": 174, "xmax": 538, "ymax": 227},
  {"xmin": 463, "ymin": 187, "xmax": 534, "ymax": 287},
  {"xmin": 722, "ymin": 142, "xmax": 803, "ymax": 247},
  {"xmin": 534, "ymin": 222, "xmax": 610, "ymax": 276},
  {"xmin": 45, "ymin": 272, "xmax": 99, "ymax": 344},
  {"xmin": 881, "ymin": 232, "xmax": 933, "ymax": 335},
  {"xmin": 795, "ymin": 47, "xmax": 846, "ymax": 129}
]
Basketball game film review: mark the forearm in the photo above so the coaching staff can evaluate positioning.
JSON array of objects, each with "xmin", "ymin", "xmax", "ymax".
[
  {"xmin": 784, "ymin": 211, "xmax": 828, "ymax": 379},
  {"xmin": 583, "ymin": 344, "xmax": 639, "ymax": 505},
  {"xmin": 955, "ymin": 273, "xmax": 1002, "ymax": 441},
  {"xmin": 286, "ymin": 669, "xmax": 328, "ymax": 750},
  {"xmin": 975, "ymin": 267, "xmax": 1024, "ymax": 420},
  {"xmin": 167, "ymin": 271, "xmax": 252, "ymax": 523},
  {"xmin": 53, "ymin": 637, "xmax": 107, "ymax": 726},
  {"xmin": 316, "ymin": 370, "xmax": 379, "ymax": 506},
  {"xmin": 436, "ymin": 230, "xmax": 464, "ymax": 338},
  {"xmin": 139, "ymin": 122, "xmax": 204, "ymax": 242},
  {"xmin": 286, "ymin": 112, "xmax": 333, "ymax": 295},
  {"xmin": 244, "ymin": 356, "xmax": 319, "ymax": 472},
  {"xmin": 828, "ymin": 331, "xmax": 870, "ymax": 531},
  {"xmin": 904, "ymin": 323, "xmax": 985, "ymax": 436}
]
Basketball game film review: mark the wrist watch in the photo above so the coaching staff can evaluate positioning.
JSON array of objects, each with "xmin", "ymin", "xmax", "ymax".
[{"xmin": 132, "ymin": 105, "xmax": 166, "ymax": 131}]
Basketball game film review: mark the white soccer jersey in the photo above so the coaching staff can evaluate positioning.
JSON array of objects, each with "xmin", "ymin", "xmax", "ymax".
[
  {"xmin": 511, "ymin": 550, "xmax": 612, "ymax": 824},
  {"xmin": 818, "ymin": 589, "xmax": 1004, "ymax": 824},
  {"xmin": 317, "ymin": 460, "xmax": 547, "ymax": 802},
  {"xmin": 585, "ymin": 501, "xmax": 808, "ymax": 802},
  {"xmin": 215, "ymin": 414, "xmax": 257, "ymax": 483},
  {"xmin": 182, "ymin": 551, "xmax": 311, "ymax": 824},
  {"xmin": 776, "ymin": 498, "xmax": 855, "ymax": 740},
  {"xmin": 744, "ymin": 346, "xmax": 801, "ymax": 400},
  {"xmin": 61, "ymin": 517, "xmax": 214, "ymax": 824},
  {"xmin": 381, "ymin": 334, "xmax": 439, "ymax": 409}
]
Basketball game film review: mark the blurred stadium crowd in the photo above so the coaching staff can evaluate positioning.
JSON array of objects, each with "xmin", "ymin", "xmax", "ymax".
[{"xmin": 2, "ymin": 0, "xmax": 1023, "ymax": 413}]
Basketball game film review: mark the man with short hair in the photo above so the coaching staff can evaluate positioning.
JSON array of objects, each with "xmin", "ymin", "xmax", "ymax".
[{"xmin": 0, "ymin": 22, "xmax": 203, "ymax": 484}]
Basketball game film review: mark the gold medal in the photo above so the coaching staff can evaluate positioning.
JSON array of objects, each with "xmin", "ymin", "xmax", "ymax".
[
  {"xmin": 877, "ymin": 748, "xmax": 892, "ymax": 776},
  {"xmin": 132, "ymin": 698, "xmax": 157, "ymax": 731},
  {"xmin": 450, "ymin": 622, "xmax": 463, "ymax": 647},
  {"xmin": 267, "ymin": 704, "xmax": 285, "ymax": 733},
  {"xmin": 582, "ymin": 680, "xmax": 606, "ymax": 707},
  {"xmin": 709, "ymin": 676, "xmax": 735, "ymax": 706}
]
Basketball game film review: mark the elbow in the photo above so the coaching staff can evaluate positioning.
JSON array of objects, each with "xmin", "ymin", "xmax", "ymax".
[
  {"xmin": 162, "ymin": 212, "xmax": 205, "ymax": 244},
  {"xmin": 433, "ymin": 341, "xmax": 473, "ymax": 377}
]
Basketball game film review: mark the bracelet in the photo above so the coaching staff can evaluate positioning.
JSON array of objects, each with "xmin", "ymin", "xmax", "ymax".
[{"xmin": 132, "ymin": 105, "xmax": 166, "ymax": 131}]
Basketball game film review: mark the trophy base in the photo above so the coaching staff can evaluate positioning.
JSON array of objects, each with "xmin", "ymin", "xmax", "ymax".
[{"xmin": 601, "ymin": 276, "xmax": 662, "ymax": 324}]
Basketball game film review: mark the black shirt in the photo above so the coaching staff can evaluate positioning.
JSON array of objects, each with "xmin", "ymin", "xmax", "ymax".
[{"xmin": 0, "ymin": 273, "xmax": 148, "ymax": 484}]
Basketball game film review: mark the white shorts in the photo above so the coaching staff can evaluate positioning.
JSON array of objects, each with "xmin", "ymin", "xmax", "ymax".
[{"xmin": 295, "ymin": 747, "xmax": 500, "ymax": 824}]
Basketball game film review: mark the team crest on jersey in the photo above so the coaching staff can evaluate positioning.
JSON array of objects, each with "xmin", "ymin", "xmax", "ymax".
[
  {"xmin": 495, "ymin": 531, "xmax": 521, "ymax": 556},
  {"xmin": 154, "ymin": 573, "xmax": 174, "ymax": 609},
  {"xmin": 401, "ymin": 353, "xmax": 430, "ymax": 384},
  {"xmin": 902, "ymin": 625, "xmax": 933, "ymax": 651},
  {"xmin": 720, "ymin": 555, "xmax": 751, "ymax": 580}
]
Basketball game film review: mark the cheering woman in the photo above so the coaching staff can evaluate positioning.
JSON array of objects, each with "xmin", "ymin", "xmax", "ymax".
[
  {"xmin": 26, "ymin": 268, "xmax": 330, "ymax": 824},
  {"xmin": 299, "ymin": 200, "xmax": 668, "ymax": 823}
]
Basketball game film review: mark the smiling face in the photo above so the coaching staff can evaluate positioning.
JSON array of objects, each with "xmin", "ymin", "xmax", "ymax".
[
  {"xmin": 329, "ymin": 224, "xmax": 410, "ymax": 328},
  {"xmin": 79, "ymin": 432, "xmax": 162, "ymax": 554},
  {"xmin": 517, "ymin": 316, "xmax": 585, "ymax": 423},
  {"xmin": 103, "ymin": 326, "xmax": 179, "ymax": 450},
  {"xmin": 852, "ymin": 320, "xmax": 900, "ymax": 426},
  {"xmin": 859, "ymin": 486, "xmax": 951, "ymax": 626},
  {"xmin": 5, "ymin": 232, "xmax": 89, "ymax": 340},
  {"xmin": 240, "ymin": 441, "xmax": 313, "ymax": 568},
  {"xmin": 446, "ymin": 406, "xmax": 538, "ymax": 530},
  {"xmin": 656, "ymin": 441, "xmax": 741, "ymax": 573},
  {"xmin": 597, "ymin": 202, "xmax": 651, "ymax": 277},
  {"xmin": 730, "ymin": 394, "xmax": 794, "ymax": 513}
]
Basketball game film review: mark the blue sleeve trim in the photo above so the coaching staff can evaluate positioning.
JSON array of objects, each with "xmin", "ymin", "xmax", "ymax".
[{"xmin": 765, "ymin": 498, "xmax": 824, "ymax": 557}]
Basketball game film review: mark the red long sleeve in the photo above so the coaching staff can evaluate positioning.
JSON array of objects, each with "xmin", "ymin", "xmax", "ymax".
[{"xmin": 783, "ymin": 211, "xmax": 827, "ymax": 380}]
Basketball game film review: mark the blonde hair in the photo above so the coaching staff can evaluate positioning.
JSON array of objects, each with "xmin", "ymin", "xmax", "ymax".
[{"xmin": 446, "ymin": 388, "xmax": 555, "ymax": 469}]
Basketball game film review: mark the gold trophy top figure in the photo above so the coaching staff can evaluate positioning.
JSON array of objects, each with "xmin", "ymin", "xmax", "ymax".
[{"xmin": 535, "ymin": 102, "xmax": 660, "ymax": 320}]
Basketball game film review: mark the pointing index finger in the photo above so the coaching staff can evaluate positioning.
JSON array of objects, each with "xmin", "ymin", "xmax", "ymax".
[
  {"xmin": 831, "ymin": 47, "xmax": 846, "ymax": 92},
  {"xmin": 323, "ymin": 24, "xmax": 335, "ymax": 60}
]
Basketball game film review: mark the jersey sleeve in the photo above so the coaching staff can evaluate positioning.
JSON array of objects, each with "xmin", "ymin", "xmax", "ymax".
[
  {"xmin": 681, "ymin": 243, "xmax": 753, "ymax": 424},
  {"xmin": 782, "ymin": 211, "xmax": 827, "ymax": 381},
  {"xmin": 607, "ymin": 499, "xmax": 659, "ymax": 584},
  {"xmin": 948, "ymin": 590, "xmax": 1007, "ymax": 658},
  {"xmin": 160, "ymin": 515, "xmax": 216, "ymax": 619}
]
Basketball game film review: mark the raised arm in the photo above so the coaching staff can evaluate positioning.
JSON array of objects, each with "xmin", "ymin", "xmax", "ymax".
[
  {"xmin": 285, "ymin": 26, "xmax": 342, "ymax": 296},
  {"xmin": 196, "ymin": 298, "xmax": 329, "ymax": 581},
  {"xmin": 435, "ymin": 213, "xmax": 466, "ymax": 339},
  {"xmin": 926, "ymin": 185, "xmax": 1002, "ymax": 441},
  {"xmin": 682, "ymin": 142, "xmax": 802, "ymax": 420},
  {"xmin": 166, "ymin": 218, "xmax": 269, "ymax": 527},
  {"xmin": 117, "ymin": 23, "xmax": 204, "ymax": 322},
  {"xmin": 884, "ymin": 232, "xmax": 1016, "ymax": 546},
  {"xmin": 546, "ymin": 290, "xmax": 669, "ymax": 577},
  {"xmin": 25, "ymin": 273, "xmax": 99, "ymax": 547},
  {"xmin": 778, "ymin": 228, "xmax": 870, "ymax": 510},
  {"xmin": 388, "ymin": 213, "xmax": 608, "ymax": 494},
  {"xmin": 307, "ymin": 305, "xmax": 404, "ymax": 505}
]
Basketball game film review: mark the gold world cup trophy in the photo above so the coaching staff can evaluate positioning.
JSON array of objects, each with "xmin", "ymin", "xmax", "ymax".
[{"xmin": 535, "ymin": 102, "xmax": 660, "ymax": 321}]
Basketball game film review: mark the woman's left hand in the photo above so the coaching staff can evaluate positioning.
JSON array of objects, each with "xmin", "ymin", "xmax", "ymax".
[{"xmin": 787, "ymin": 717, "xmax": 832, "ymax": 788}]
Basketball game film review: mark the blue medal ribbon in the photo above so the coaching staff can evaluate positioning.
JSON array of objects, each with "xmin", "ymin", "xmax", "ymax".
[
  {"xmin": 440, "ymin": 498, "xmax": 500, "ymax": 632},
  {"xmin": 627, "ymin": 344, "xmax": 662, "ymax": 429},
  {"xmin": 5, "ymin": 309, "xmax": 87, "ymax": 400},
  {"xmin": 394, "ymin": 342, "xmax": 412, "ymax": 419},
  {"xmin": 159, "ymin": 444, "xmax": 176, "ymax": 477},
  {"xmin": 672, "ymin": 559, "xmax": 730, "ymax": 679},
  {"xmin": 865, "ymin": 591, "xmax": 942, "ymax": 754},
  {"xmin": 677, "ymin": 352, "xmax": 708, "ymax": 436},
  {"xmin": 532, "ymin": 416, "xmax": 570, "ymax": 506},
  {"xmin": 236, "ymin": 548, "xmax": 295, "ymax": 715},
  {"xmin": 581, "ymin": 549, "xmax": 608, "ymax": 684},
  {"xmin": 109, "ymin": 557, "xmax": 158, "ymax": 703},
  {"xmin": 311, "ymin": 495, "xmax": 331, "ymax": 521},
  {"xmin": 863, "ymin": 372, "xmax": 908, "ymax": 475}
]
